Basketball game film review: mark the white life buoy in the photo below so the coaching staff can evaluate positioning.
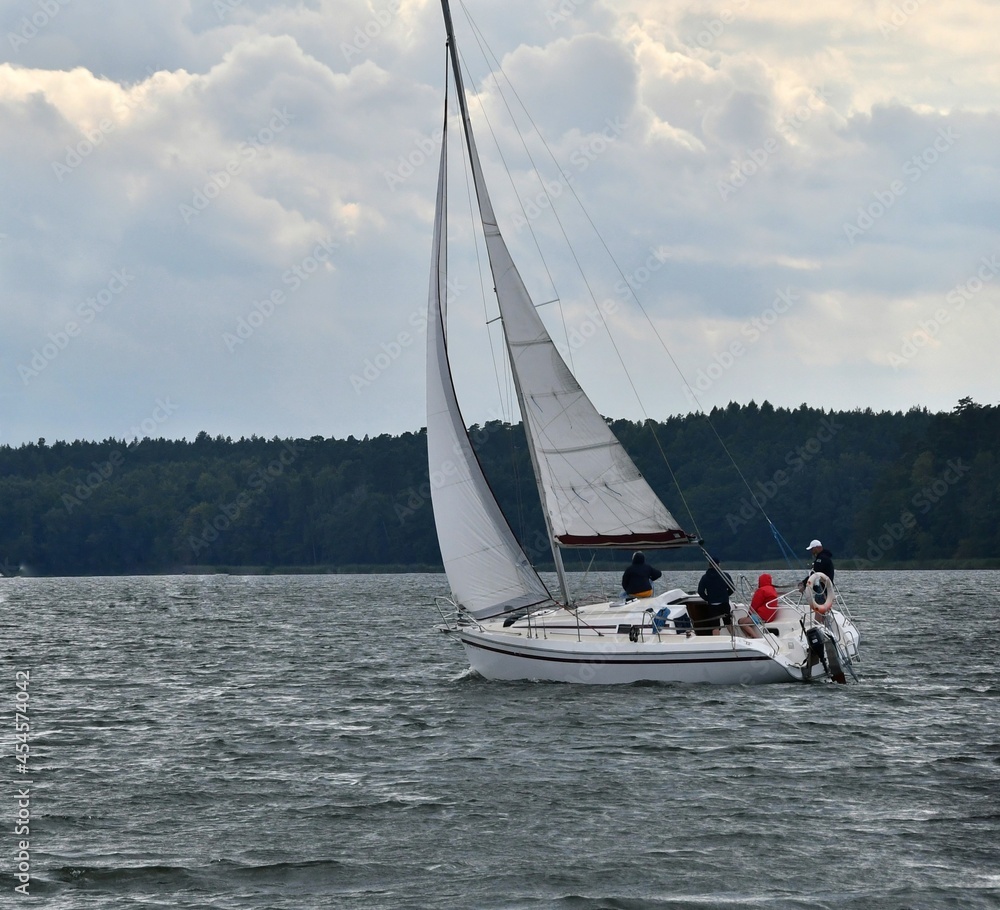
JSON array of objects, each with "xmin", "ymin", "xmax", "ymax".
[{"xmin": 806, "ymin": 572, "xmax": 834, "ymax": 614}]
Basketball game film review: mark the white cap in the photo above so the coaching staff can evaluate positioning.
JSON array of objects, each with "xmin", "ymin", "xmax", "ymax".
[{"xmin": 807, "ymin": 539, "xmax": 822, "ymax": 550}]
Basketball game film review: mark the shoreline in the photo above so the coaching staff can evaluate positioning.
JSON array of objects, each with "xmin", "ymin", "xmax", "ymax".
[{"xmin": 5, "ymin": 559, "xmax": 999, "ymax": 578}]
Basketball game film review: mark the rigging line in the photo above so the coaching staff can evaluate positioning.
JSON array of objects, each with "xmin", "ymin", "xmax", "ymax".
[
  {"xmin": 576, "ymin": 550, "xmax": 598, "ymax": 602},
  {"xmin": 457, "ymin": 67, "xmax": 792, "ymax": 547},
  {"xmin": 463, "ymin": 7, "xmax": 632, "ymax": 388},
  {"xmin": 452, "ymin": 35, "xmax": 535, "ymax": 436},
  {"xmin": 451, "ymin": 42, "xmax": 534, "ymax": 542},
  {"xmin": 454, "ymin": 3, "xmax": 702, "ymax": 540},
  {"xmin": 456, "ymin": 2, "xmax": 575, "ymax": 370},
  {"xmin": 480, "ymin": 127, "xmax": 703, "ymax": 535},
  {"xmin": 453, "ymin": 18, "xmax": 635, "ymax": 537},
  {"xmin": 470, "ymin": 68, "xmax": 768, "ymax": 542},
  {"xmin": 451, "ymin": 62, "xmax": 508, "ymax": 425},
  {"xmin": 445, "ymin": 49, "xmax": 557, "ymax": 609},
  {"xmin": 458, "ymin": 8, "xmax": 633, "ymax": 363},
  {"xmin": 770, "ymin": 521, "xmax": 801, "ymax": 571}
]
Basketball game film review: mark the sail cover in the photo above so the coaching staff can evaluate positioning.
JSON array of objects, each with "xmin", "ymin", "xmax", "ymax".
[
  {"xmin": 426, "ymin": 107, "xmax": 554, "ymax": 618},
  {"xmin": 447, "ymin": 44, "xmax": 690, "ymax": 549}
]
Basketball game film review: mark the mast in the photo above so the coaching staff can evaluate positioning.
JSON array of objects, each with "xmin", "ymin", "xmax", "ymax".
[
  {"xmin": 439, "ymin": 0, "xmax": 573, "ymax": 603},
  {"xmin": 425, "ymin": 45, "xmax": 553, "ymax": 619}
]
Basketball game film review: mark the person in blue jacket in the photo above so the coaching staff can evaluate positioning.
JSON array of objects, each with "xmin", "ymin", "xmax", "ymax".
[{"xmin": 621, "ymin": 551, "xmax": 662, "ymax": 599}]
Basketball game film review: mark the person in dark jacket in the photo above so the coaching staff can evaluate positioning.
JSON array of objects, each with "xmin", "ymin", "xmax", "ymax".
[
  {"xmin": 798, "ymin": 539, "xmax": 835, "ymax": 591},
  {"xmin": 696, "ymin": 556, "xmax": 735, "ymax": 635},
  {"xmin": 621, "ymin": 551, "xmax": 662, "ymax": 598}
]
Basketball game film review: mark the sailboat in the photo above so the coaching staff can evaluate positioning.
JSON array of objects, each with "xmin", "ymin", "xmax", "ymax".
[{"xmin": 426, "ymin": 0, "xmax": 860, "ymax": 684}]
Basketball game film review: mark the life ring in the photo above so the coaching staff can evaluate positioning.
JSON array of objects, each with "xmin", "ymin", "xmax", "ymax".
[{"xmin": 806, "ymin": 572, "xmax": 834, "ymax": 614}]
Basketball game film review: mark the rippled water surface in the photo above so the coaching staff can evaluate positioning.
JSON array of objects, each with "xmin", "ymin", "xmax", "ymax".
[{"xmin": 4, "ymin": 570, "xmax": 999, "ymax": 908}]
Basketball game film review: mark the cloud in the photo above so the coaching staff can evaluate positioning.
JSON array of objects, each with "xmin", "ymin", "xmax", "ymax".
[{"xmin": 0, "ymin": 0, "xmax": 998, "ymax": 447}]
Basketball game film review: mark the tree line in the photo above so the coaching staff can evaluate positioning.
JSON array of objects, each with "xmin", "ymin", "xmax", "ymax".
[{"xmin": 0, "ymin": 398, "xmax": 996, "ymax": 576}]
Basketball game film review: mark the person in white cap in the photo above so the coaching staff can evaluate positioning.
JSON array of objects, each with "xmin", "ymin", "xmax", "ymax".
[{"xmin": 798, "ymin": 539, "xmax": 835, "ymax": 592}]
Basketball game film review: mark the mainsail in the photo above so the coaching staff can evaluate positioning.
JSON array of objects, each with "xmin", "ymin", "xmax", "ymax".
[
  {"xmin": 441, "ymin": 2, "xmax": 691, "ymax": 551},
  {"xmin": 426, "ymin": 101, "xmax": 554, "ymax": 619}
]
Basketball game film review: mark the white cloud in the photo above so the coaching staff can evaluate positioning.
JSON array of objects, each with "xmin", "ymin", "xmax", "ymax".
[{"xmin": 1, "ymin": 0, "xmax": 998, "ymax": 447}]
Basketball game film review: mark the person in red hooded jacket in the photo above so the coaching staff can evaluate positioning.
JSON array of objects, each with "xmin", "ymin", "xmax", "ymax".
[
  {"xmin": 751, "ymin": 574, "xmax": 780, "ymax": 622},
  {"xmin": 739, "ymin": 573, "xmax": 780, "ymax": 637}
]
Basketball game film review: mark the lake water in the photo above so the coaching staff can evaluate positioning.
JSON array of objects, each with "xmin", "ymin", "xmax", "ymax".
[{"xmin": 4, "ymin": 569, "xmax": 999, "ymax": 908}]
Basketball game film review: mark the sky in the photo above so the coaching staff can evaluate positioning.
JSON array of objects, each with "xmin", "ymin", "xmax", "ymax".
[{"xmin": 1, "ymin": 0, "xmax": 998, "ymax": 448}]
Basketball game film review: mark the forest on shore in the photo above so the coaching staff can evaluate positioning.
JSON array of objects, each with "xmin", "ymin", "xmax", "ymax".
[{"xmin": 0, "ymin": 398, "xmax": 996, "ymax": 576}]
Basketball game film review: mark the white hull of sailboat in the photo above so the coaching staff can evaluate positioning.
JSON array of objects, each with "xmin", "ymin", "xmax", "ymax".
[
  {"xmin": 458, "ymin": 630, "xmax": 800, "ymax": 685},
  {"xmin": 448, "ymin": 595, "xmax": 859, "ymax": 685}
]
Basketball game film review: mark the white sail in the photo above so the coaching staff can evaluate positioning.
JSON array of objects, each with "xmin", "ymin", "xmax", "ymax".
[
  {"xmin": 445, "ymin": 30, "xmax": 690, "ymax": 551},
  {"xmin": 426, "ymin": 106, "xmax": 554, "ymax": 619}
]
